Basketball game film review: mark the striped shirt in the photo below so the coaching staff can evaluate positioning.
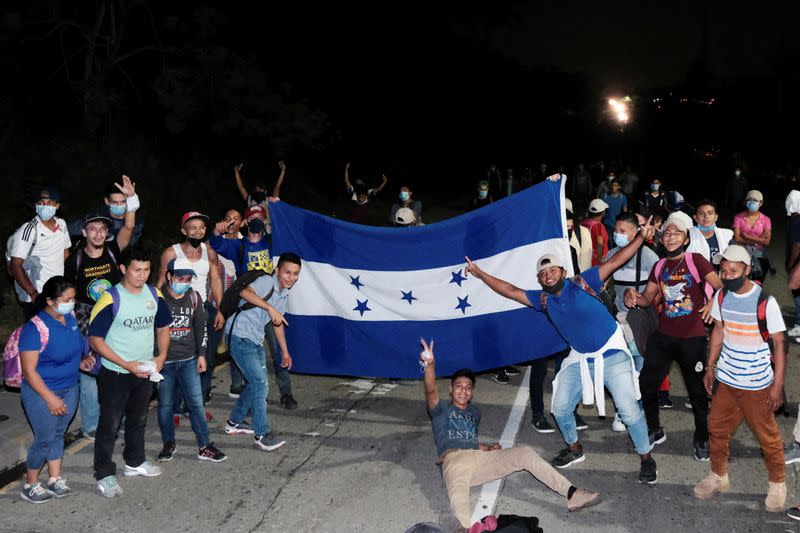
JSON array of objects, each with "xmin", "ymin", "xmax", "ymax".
[{"xmin": 710, "ymin": 285, "xmax": 785, "ymax": 390}]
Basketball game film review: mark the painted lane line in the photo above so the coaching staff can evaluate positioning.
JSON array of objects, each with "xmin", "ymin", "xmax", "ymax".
[{"xmin": 470, "ymin": 365, "xmax": 531, "ymax": 526}]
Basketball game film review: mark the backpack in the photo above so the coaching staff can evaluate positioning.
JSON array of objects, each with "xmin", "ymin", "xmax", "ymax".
[
  {"xmin": 106, "ymin": 284, "xmax": 160, "ymax": 318},
  {"xmin": 3, "ymin": 315, "xmax": 49, "ymax": 387},
  {"xmin": 73, "ymin": 243, "xmax": 118, "ymax": 273},
  {"xmin": 715, "ymin": 283, "xmax": 770, "ymax": 343},
  {"xmin": 219, "ymin": 270, "xmax": 275, "ymax": 335},
  {"xmin": 652, "ymin": 252, "xmax": 713, "ymax": 303}
]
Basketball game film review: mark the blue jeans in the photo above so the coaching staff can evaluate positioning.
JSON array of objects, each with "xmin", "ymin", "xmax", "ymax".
[
  {"xmin": 157, "ymin": 358, "xmax": 210, "ymax": 448},
  {"xmin": 552, "ymin": 350, "xmax": 651, "ymax": 455},
  {"xmin": 202, "ymin": 303, "xmax": 219, "ymax": 399},
  {"xmin": 265, "ymin": 323, "xmax": 291, "ymax": 397},
  {"xmin": 228, "ymin": 335, "xmax": 270, "ymax": 436},
  {"xmin": 21, "ymin": 381, "xmax": 79, "ymax": 470},
  {"xmin": 79, "ymin": 372, "xmax": 99, "ymax": 433}
]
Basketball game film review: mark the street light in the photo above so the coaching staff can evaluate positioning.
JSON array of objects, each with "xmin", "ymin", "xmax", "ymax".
[{"xmin": 608, "ymin": 97, "xmax": 630, "ymax": 125}]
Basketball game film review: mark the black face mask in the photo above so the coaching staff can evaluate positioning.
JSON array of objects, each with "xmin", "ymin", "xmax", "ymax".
[
  {"xmin": 665, "ymin": 244, "xmax": 686, "ymax": 258},
  {"xmin": 542, "ymin": 278, "xmax": 565, "ymax": 295},
  {"xmin": 722, "ymin": 276, "xmax": 746, "ymax": 292},
  {"xmin": 186, "ymin": 236, "xmax": 203, "ymax": 248},
  {"xmin": 567, "ymin": 228, "xmax": 574, "ymax": 240},
  {"xmin": 247, "ymin": 219, "xmax": 265, "ymax": 234}
]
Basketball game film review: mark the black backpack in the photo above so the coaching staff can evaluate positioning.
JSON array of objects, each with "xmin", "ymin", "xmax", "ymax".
[{"xmin": 219, "ymin": 269, "xmax": 273, "ymax": 320}]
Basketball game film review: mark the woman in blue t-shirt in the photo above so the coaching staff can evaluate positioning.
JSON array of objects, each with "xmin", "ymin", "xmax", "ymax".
[{"xmin": 18, "ymin": 276, "xmax": 93, "ymax": 503}]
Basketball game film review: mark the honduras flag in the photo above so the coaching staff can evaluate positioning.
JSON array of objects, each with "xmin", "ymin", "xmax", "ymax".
[{"xmin": 269, "ymin": 178, "xmax": 571, "ymax": 378}]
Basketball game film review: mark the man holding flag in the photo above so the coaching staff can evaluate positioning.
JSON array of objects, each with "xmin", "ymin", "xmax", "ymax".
[{"xmin": 465, "ymin": 201, "xmax": 659, "ymax": 485}]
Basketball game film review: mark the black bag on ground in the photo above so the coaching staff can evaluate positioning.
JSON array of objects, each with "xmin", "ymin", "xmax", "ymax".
[{"xmin": 496, "ymin": 514, "xmax": 544, "ymax": 533}]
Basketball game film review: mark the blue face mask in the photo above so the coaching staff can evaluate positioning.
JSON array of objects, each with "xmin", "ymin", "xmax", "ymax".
[
  {"xmin": 36, "ymin": 205, "xmax": 57, "ymax": 221},
  {"xmin": 109, "ymin": 204, "xmax": 126, "ymax": 217},
  {"xmin": 399, "ymin": 191, "xmax": 410, "ymax": 202},
  {"xmin": 478, "ymin": 190, "xmax": 488, "ymax": 199},
  {"xmin": 55, "ymin": 302, "xmax": 74, "ymax": 315},
  {"xmin": 746, "ymin": 200, "xmax": 760, "ymax": 212},
  {"xmin": 696, "ymin": 223, "xmax": 716, "ymax": 233},
  {"xmin": 613, "ymin": 232, "xmax": 630, "ymax": 248},
  {"xmin": 650, "ymin": 183, "xmax": 660, "ymax": 191},
  {"xmin": 170, "ymin": 282, "xmax": 191, "ymax": 295}
]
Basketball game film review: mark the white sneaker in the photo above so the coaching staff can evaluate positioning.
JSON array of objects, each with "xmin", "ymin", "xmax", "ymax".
[
  {"xmin": 611, "ymin": 413, "xmax": 626, "ymax": 432},
  {"xmin": 124, "ymin": 461, "xmax": 163, "ymax": 477},
  {"xmin": 788, "ymin": 325, "xmax": 800, "ymax": 337}
]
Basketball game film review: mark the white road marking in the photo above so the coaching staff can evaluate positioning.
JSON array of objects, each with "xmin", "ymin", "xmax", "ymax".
[
  {"xmin": 470, "ymin": 365, "xmax": 532, "ymax": 525},
  {"xmin": 304, "ymin": 432, "xmax": 321, "ymax": 437}
]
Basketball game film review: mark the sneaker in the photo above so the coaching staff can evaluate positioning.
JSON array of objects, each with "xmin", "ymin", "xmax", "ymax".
[
  {"xmin": 45, "ymin": 476, "xmax": 74, "ymax": 498},
  {"xmin": 253, "ymin": 433, "xmax": 286, "ymax": 451},
  {"xmin": 503, "ymin": 365, "xmax": 521, "ymax": 376},
  {"xmin": 787, "ymin": 325, "xmax": 800, "ymax": 337},
  {"xmin": 20, "ymin": 482, "xmax": 53, "ymax": 503},
  {"xmin": 785, "ymin": 441, "xmax": 800, "ymax": 464},
  {"xmin": 157, "ymin": 442, "xmax": 176, "ymax": 462},
  {"xmin": 693, "ymin": 471, "xmax": 729, "ymax": 499},
  {"xmin": 228, "ymin": 385, "xmax": 244, "ymax": 399},
  {"xmin": 648, "ymin": 427, "xmax": 667, "ymax": 446},
  {"xmin": 96, "ymin": 475, "xmax": 123, "ymax": 498},
  {"xmin": 551, "ymin": 447, "xmax": 585, "ymax": 469},
  {"xmin": 198, "ymin": 443, "xmax": 227, "ymax": 462},
  {"xmin": 124, "ymin": 461, "xmax": 163, "ymax": 477},
  {"xmin": 658, "ymin": 392, "xmax": 673, "ymax": 409},
  {"xmin": 225, "ymin": 418, "xmax": 255, "ymax": 435},
  {"xmin": 280, "ymin": 394, "xmax": 299, "ymax": 410},
  {"xmin": 786, "ymin": 505, "xmax": 800, "ymax": 521},
  {"xmin": 611, "ymin": 413, "xmax": 626, "ymax": 433},
  {"xmin": 766, "ymin": 481, "xmax": 787, "ymax": 512},
  {"xmin": 567, "ymin": 488, "xmax": 602, "ymax": 512},
  {"xmin": 638, "ymin": 457, "xmax": 658, "ymax": 485},
  {"xmin": 491, "ymin": 370, "xmax": 510, "ymax": 384},
  {"xmin": 81, "ymin": 430, "xmax": 96, "ymax": 441},
  {"xmin": 532, "ymin": 417, "xmax": 555, "ymax": 433},
  {"xmin": 575, "ymin": 413, "xmax": 588, "ymax": 431},
  {"xmin": 685, "ymin": 398, "xmax": 693, "ymax": 409},
  {"xmin": 693, "ymin": 441, "xmax": 710, "ymax": 462}
]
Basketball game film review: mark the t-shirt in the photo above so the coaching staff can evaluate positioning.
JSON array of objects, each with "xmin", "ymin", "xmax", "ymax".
[
  {"xmin": 64, "ymin": 241, "xmax": 122, "ymax": 305},
  {"xmin": 225, "ymin": 274, "xmax": 288, "ymax": 345},
  {"xmin": 525, "ymin": 267, "xmax": 617, "ymax": 355},
  {"xmin": 640, "ymin": 192, "xmax": 666, "ymax": 211},
  {"xmin": 390, "ymin": 200, "xmax": 423, "ymax": 223},
  {"xmin": 711, "ymin": 284, "xmax": 785, "ymax": 390},
  {"xmin": 706, "ymin": 234, "xmax": 720, "ymax": 261},
  {"xmin": 605, "ymin": 245, "xmax": 659, "ymax": 313},
  {"xmin": 162, "ymin": 288, "xmax": 207, "ymax": 363},
  {"xmin": 601, "ymin": 193, "xmax": 628, "ymax": 229},
  {"xmin": 19, "ymin": 311, "xmax": 87, "ymax": 390},
  {"xmin": 733, "ymin": 212, "xmax": 772, "ymax": 247},
  {"xmin": 649, "ymin": 253, "xmax": 714, "ymax": 338},
  {"xmin": 88, "ymin": 284, "xmax": 172, "ymax": 373},
  {"xmin": 208, "ymin": 233, "xmax": 273, "ymax": 276},
  {"xmin": 8, "ymin": 216, "xmax": 71, "ymax": 302},
  {"xmin": 428, "ymin": 400, "xmax": 480, "ymax": 458},
  {"xmin": 580, "ymin": 218, "xmax": 608, "ymax": 266}
]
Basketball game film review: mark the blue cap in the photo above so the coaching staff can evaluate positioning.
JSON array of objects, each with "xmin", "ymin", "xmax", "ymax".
[{"xmin": 166, "ymin": 258, "xmax": 196, "ymax": 278}]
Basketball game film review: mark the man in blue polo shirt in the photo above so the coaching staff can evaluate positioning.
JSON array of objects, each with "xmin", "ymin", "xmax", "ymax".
[
  {"xmin": 223, "ymin": 252, "xmax": 302, "ymax": 452},
  {"xmin": 466, "ymin": 213, "xmax": 659, "ymax": 485}
]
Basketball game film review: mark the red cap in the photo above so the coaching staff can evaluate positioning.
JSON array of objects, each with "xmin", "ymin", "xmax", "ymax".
[
  {"xmin": 181, "ymin": 211, "xmax": 210, "ymax": 226},
  {"xmin": 244, "ymin": 205, "xmax": 267, "ymax": 220}
]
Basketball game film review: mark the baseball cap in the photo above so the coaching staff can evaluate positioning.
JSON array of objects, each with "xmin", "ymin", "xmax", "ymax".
[
  {"xmin": 166, "ymin": 258, "xmax": 196, "ymax": 278},
  {"xmin": 36, "ymin": 188, "xmax": 61, "ymax": 203},
  {"xmin": 82, "ymin": 211, "xmax": 113, "ymax": 228},
  {"xmin": 663, "ymin": 212, "xmax": 691, "ymax": 233},
  {"xmin": 244, "ymin": 205, "xmax": 267, "ymax": 220},
  {"xmin": 395, "ymin": 207, "xmax": 416, "ymax": 225},
  {"xmin": 713, "ymin": 244, "xmax": 751, "ymax": 266},
  {"xmin": 746, "ymin": 190, "xmax": 763, "ymax": 202},
  {"xmin": 181, "ymin": 211, "xmax": 210, "ymax": 226},
  {"xmin": 589, "ymin": 198, "xmax": 609, "ymax": 214},
  {"xmin": 564, "ymin": 198, "xmax": 573, "ymax": 212},
  {"xmin": 536, "ymin": 254, "xmax": 564, "ymax": 274}
]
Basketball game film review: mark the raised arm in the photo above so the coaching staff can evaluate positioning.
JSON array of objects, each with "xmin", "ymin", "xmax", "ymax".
[
  {"xmin": 420, "ymin": 338, "xmax": 439, "ymax": 410},
  {"xmin": 344, "ymin": 161, "xmax": 353, "ymax": 191},
  {"xmin": 374, "ymin": 173, "xmax": 389, "ymax": 194},
  {"xmin": 234, "ymin": 163, "xmax": 248, "ymax": 201},
  {"xmin": 465, "ymin": 256, "xmax": 531, "ymax": 307},
  {"xmin": 114, "ymin": 175, "xmax": 137, "ymax": 251},
  {"xmin": 272, "ymin": 160, "xmax": 286, "ymax": 198}
]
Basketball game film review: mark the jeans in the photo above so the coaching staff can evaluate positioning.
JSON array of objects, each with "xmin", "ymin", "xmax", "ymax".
[
  {"xmin": 228, "ymin": 335, "xmax": 271, "ymax": 437},
  {"xmin": 79, "ymin": 372, "xmax": 99, "ymax": 433},
  {"xmin": 639, "ymin": 331, "xmax": 709, "ymax": 444},
  {"xmin": 158, "ymin": 358, "xmax": 210, "ymax": 448},
  {"xmin": 265, "ymin": 323, "xmax": 291, "ymax": 397},
  {"xmin": 529, "ymin": 349, "xmax": 569, "ymax": 419},
  {"xmin": 93, "ymin": 367, "xmax": 153, "ymax": 480},
  {"xmin": 202, "ymin": 303, "xmax": 219, "ymax": 400},
  {"xmin": 552, "ymin": 350, "xmax": 651, "ymax": 455},
  {"xmin": 21, "ymin": 381, "xmax": 79, "ymax": 470}
]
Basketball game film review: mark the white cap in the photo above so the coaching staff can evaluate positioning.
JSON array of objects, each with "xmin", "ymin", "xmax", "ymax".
[
  {"xmin": 663, "ymin": 211, "xmax": 692, "ymax": 233},
  {"xmin": 589, "ymin": 198, "xmax": 609, "ymax": 214},
  {"xmin": 713, "ymin": 244, "xmax": 751, "ymax": 265},
  {"xmin": 746, "ymin": 190, "xmax": 763, "ymax": 203},
  {"xmin": 536, "ymin": 254, "xmax": 564, "ymax": 274},
  {"xmin": 394, "ymin": 207, "xmax": 416, "ymax": 225}
]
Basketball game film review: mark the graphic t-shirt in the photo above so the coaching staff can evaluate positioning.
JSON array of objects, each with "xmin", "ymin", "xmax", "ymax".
[
  {"xmin": 428, "ymin": 400, "xmax": 480, "ymax": 458},
  {"xmin": 706, "ymin": 234, "xmax": 720, "ymax": 261},
  {"xmin": 648, "ymin": 253, "xmax": 714, "ymax": 338},
  {"xmin": 208, "ymin": 233, "xmax": 273, "ymax": 275},
  {"xmin": 162, "ymin": 288, "xmax": 207, "ymax": 363},
  {"xmin": 64, "ymin": 241, "xmax": 121, "ymax": 305}
]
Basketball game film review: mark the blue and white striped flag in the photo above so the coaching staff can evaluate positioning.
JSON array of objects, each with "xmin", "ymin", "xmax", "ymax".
[{"xmin": 269, "ymin": 178, "xmax": 571, "ymax": 378}]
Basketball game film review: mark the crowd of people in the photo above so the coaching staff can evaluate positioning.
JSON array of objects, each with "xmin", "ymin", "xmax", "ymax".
[{"xmin": 5, "ymin": 159, "xmax": 800, "ymax": 531}]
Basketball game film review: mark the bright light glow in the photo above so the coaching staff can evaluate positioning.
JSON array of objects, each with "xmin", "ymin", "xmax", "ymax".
[{"xmin": 608, "ymin": 96, "xmax": 630, "ymax": 124}]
